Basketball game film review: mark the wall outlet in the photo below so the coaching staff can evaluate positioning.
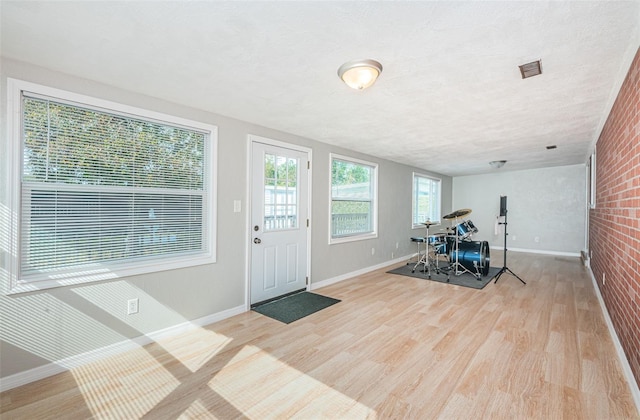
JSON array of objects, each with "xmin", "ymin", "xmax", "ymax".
[
  {"xmin": 371, "ymin": 247, "xmax": 375, "ymax": 256},
  {"xmin": 391, "ymin": 252, "xmax": 394, "ymax": 259},
  {"xmin": 512, "ymin": 235, "xmax": 516, "ymax": 241},
  {"xmin": 233, "ymin": 200, "xmax": 241, "ymax": 213},
  {"xmin": 534, "ymin": 236, "xmax": 540, "ymax": 243},
  {"xmin": 395, "ymin": 242, "xmax": 399, "ymax": 249},
  {"xmin": 127, "ymin": 298, "xmax": 139, "ymax": 315}
]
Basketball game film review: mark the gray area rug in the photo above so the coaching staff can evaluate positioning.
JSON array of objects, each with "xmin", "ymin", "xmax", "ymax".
[
  {"xmin": 252, "ymin": 291, "xmax": 341, "ymax": 324},
  {"xmin": 387, "ymin": 263, "xmax": 500, "ymax": 289}
]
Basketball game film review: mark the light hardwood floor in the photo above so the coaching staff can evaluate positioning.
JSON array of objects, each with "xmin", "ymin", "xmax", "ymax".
[{"xmin": 1, "ymin": 252, "xmax": 638, "ymax": 419}]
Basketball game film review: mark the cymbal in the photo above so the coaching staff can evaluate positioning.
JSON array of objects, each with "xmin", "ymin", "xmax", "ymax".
[
  {"xmin": 443, "ymin": 208, "xmax": 472, "ymax": 220},
  {"xmin": 422, "ymin": 221, "xmax": 440, "ymax": 227}
]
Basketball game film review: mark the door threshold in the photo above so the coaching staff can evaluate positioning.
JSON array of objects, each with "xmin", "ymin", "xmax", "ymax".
[{"xmin": 251, "ymin": 288, "xmax": 306, "ymax": 309}]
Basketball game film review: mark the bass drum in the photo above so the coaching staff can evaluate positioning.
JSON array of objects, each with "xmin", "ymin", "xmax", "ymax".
[{"xmin": 449, "ymin": 240, "xmax": 490, "ymax": 276}]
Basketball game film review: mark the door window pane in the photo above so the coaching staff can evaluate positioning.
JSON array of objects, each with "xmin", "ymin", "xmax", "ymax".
[{"xmin": 264, "ymin": 153, "xmax": 298, "ymax": 231}]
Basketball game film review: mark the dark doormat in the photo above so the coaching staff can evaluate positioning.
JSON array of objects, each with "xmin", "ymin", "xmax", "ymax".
[
  {"xmin": 387, "ymin": 264, "xmax": 500, "ymax": 290},
  {"xmin": 252, "ymin": 291, "xmax": 341, "ymax": 324}
]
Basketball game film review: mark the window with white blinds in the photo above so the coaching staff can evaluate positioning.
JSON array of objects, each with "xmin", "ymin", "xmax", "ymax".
[
  {"xmin": 412, "ymin": 173, "xmax": 441, "ymax": 228},
  {"xmin": 7, "ymin": 79, "xmax": 217, "ymax": 291}
]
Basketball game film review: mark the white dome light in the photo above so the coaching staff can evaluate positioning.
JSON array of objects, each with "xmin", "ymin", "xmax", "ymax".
[{"xmin": 337, "ymin": 59, "xmax": 383, "ymax": 90}]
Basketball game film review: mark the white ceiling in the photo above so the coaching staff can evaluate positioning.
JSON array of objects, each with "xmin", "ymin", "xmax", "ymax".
[{"xmin": 2, "ymin": 1, "xmax": 639, "ymax": 176}]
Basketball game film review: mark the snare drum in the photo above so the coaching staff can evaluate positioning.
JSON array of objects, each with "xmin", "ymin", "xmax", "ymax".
[
  {"xmin": 427, "ymin": 233, "xmax": 448, "ymax": 254},
  {"xmin": 454, "ymin": 220, "xmax": 478, "ymax": 239},
  {"xmin": 427, "ymin": 233, "xmax": 446, "ymax": 245}
]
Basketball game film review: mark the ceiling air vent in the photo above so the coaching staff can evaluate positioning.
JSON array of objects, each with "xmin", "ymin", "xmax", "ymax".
[{"xmin": 519, "ymin": 60, "xmax": 542, "ymax": 79}]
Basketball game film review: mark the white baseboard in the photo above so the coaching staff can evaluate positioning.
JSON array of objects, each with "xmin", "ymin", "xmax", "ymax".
[
  {"xmin": 312, "ymin": 248, "xmax": 581, "ymax": 292},
  {"xmin": 310, "ymin": 254, "xmax": 411, "ymax": 291},
  {"xmin": 4, "ymin": 259, "xmax": 636, "ymax": 415},
  {"xmin": 587, "ymin": 265, "xmax": 640, "ymax": 413},
  {"xmin": 489, "ymin": 246, "xmax": 580, "ymax": 258},
  {"xmin": 0, "ymin": 304, "xmax": 246, "ymax": 393},
  {"xmin": 580, "ymin": 250, "xmax": 589, "ymax": 266}
]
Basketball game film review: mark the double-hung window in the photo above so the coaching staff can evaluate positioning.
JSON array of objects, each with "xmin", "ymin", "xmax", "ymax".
[
  {"xmin": 330, "ymin": 154, "xmax": 378, "ymax": 243},
  {"xmin": 412, "ymin": 173, "xmax": 441, "ymax": 228},
  {"xmin": 6, "ymin": 79, "xmax": 217, "ymax": 293}
]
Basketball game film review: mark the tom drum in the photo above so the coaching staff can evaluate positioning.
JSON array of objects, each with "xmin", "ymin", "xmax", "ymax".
[{"xmin": 454, "ymin": 220, "xmax": 478, "ymax": 240}]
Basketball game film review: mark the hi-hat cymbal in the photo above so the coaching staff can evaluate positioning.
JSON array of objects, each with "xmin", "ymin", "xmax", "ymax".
[
  {"xmin": 443, "ymin": 208, "xmax": 472, "ymax": 220},
  {"xmin": 422, "ymin": 221, "xmax": 440, "ymax": 227}
]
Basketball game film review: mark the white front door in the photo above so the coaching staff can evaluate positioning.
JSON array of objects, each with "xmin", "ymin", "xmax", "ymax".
[{"xmin": 250, "ymin": 140, "xmax": 309, "ymax": 305}]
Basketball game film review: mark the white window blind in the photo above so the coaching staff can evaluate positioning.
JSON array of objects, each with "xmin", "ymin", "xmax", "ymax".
[
  {"xmin": 412, "ymin": 173, "xmax": 441, "ymax": 227},
  {"xmin": 17, "ymin": 90, "xmax": 214, "ymax": 285}
]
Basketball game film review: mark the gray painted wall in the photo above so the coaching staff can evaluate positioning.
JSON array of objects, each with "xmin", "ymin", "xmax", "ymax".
[
  {"xmin": 452, "ymin": 165, "xmax": 587, "ymax": 254},
  {"xmin": 0, "ymin": 58, "xmax": 452, "ymax": 379}
]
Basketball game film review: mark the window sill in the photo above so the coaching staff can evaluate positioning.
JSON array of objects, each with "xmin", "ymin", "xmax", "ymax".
[
  {"xmin": 7, "ymin": 253, "xmax": 215, "ymax": 295},
  {"xmin": 329, "ymin": 232, "xmax": 378, "ymax": 245}
]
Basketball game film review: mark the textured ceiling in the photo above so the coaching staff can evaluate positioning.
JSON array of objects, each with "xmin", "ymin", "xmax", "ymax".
[{"xmin": 2, "ymin": 1, "xmax": 639, "ymax": 176}]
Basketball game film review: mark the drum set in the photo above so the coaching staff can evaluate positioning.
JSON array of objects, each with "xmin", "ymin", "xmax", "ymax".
[{"xmin": 411, "ymin": 208, "xmax": 490, "ymax": 281}]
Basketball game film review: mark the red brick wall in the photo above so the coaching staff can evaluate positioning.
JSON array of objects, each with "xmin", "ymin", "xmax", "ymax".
[{"xmin": 589, "ymin": 46, "xmax": 640, "ymax": 388}]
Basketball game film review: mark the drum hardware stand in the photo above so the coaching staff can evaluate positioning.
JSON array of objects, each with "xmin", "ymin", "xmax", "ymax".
[
  {"xmin": 411, "ymin": 238, "xmax": 426, "ymax": 273},
  {"xmin": 411, "ymin": 221, "xmax": 441, "ymax": 279},
  {"xmin": 493, "ymin": 208, "xmax": 526, "ymax": 285},
  {"xmin": 448, "ymin": 214, "xmax": 480, "ymax": 280}
]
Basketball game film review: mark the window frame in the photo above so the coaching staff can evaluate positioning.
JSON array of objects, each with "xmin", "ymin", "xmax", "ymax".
[
  {"xmin": 5, "ymin": 78, "xmax": 218, "ymax": 294},
  {"xmin": 329, "ymin": 153, "xmax": 378, "ymax": 244},
  {"xmin": 411, "ymin": 172, "xmax": 442, "ymax": 229},
  {"xmin": 589, "ymin": 150, "xmax": 596, "ymax": 209}
]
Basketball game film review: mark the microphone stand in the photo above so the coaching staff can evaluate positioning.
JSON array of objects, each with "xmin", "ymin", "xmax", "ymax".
[{"xmin": 493, "ymin": 209, "xmax": 526, "ymax": 285}]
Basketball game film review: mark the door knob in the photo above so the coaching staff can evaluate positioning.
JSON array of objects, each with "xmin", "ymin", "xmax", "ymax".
[{"xmin": 254, "ymin": 238, "xmax": 261, "ymax": 244}]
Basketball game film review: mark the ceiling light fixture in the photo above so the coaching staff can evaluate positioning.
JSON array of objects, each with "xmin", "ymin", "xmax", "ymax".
[
  {"xmin": 489, "ymin": 160, "xmax": 507, "ymax": 169},
  {"xmin": 337, "ymin": 59, "xmax": 383, "ymax": 90}
]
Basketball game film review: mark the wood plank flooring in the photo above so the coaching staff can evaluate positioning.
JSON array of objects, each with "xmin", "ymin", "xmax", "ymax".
[{"xmin": 1, "ymin": 252, "xmax": 638, "ymax": 419}]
